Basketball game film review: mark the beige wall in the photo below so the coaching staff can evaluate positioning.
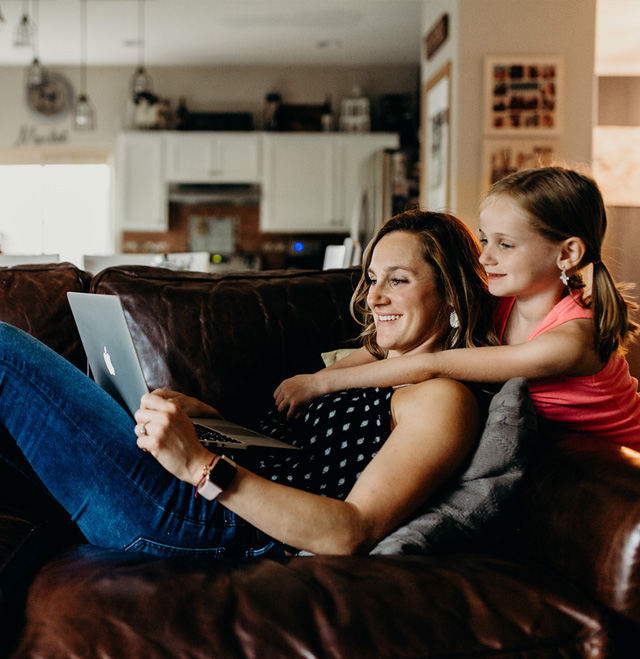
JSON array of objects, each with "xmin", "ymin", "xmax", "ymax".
[
  {"xmin": 598, "ymin": 75, "xmax": 640, "ymax": 379},
  {"xmin": 598, "ymin": 76, "xmax": 640, "ymax": 125},
  {"xmin": 421, "ymin": 0, "xmax": 596, "ymax": 228},
  {"xmin": 0, "ymin": 63, "xmax": 419, "ymax": 152}
]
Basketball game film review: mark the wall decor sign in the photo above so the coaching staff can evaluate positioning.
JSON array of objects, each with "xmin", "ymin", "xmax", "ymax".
[
  {"xmin": 14, "ymin": 125, "xmax": 70, "ymax": 146},
  {"xmin": 424, "ymin": 14, "xmax": 449, "ymax": 60},
  {"xmin": 421, "ymin": 62, "xmax": 451, "ymax": 211},
  {"xmin": 481, "ymin": 138, "xmax": 561, "ymax": 196},
  {"xmin": 484, "ymin": 57, "xmax": 563, "ymax": 135}
]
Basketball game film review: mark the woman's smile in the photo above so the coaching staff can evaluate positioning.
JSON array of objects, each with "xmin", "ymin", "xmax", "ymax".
[{"xmin": 367, "ymin": 231, "xmax": 446, "ymax": 357}]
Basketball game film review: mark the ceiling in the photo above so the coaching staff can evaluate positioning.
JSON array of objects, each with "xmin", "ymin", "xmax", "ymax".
[
  {"xmin": 0, "ymin": 0, "xmax": 424, "ymax": 68},
  {"xmin": 0, "ymin": 0, "xmax": 636, "ymax": 73}
]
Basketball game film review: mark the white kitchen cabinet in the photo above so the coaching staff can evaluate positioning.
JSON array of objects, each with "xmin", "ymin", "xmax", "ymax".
[
  {"xmin": 115, "ymin": 131, "xmax": 399, "ymax": 235},
  {"xmin": 165, "ymin": 132, "xmax": 260, "ymax": 182},
  {"xmin": 260, "ymin": 133, "xmax": 399, "ymax": 233},
  {"xmin": 261, "ymin": 135, "xmax": 338, "ymax": 232},
  {"xmin": 116, "ymin": 132, "xmax": 168, "ymax": 232}
]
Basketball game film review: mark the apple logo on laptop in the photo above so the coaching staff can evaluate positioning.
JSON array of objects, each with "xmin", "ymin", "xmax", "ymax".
[{"xmin": 103, "ymin": 346, "xmax": 116, "ymax": 376}]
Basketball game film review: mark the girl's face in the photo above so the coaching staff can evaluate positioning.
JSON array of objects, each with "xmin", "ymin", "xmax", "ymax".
[
  {"xmin": 367, "ymin": 231, "xmax": 446, "ymax": 358},
  {"xmin": 478, "ymin": 195, "xmax": 563, "ymax": 300}
]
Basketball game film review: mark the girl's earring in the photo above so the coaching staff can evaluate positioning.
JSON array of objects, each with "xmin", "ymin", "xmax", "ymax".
[
  {"xmin": 449, "ymin": 310, "xmax": 460, "ymax": 329},
  {"xmin": 560, "ymin": 267, "xmax": 570, "ymax": 286}
]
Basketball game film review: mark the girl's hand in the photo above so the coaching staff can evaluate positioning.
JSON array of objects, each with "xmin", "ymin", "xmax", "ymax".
[
  {"xmin": 274, "ymin": 373, "xmax": 325, "ymax": 419},
  {"xmin": 150, "ymin": 388, "xmax": 224, "ymax": 419},
  {"xmin": 135, "ymin": 392, "xmax": 213, "ymax": 486}
]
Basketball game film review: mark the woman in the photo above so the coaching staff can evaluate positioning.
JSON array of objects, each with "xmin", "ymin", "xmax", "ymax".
[{"xmin": 0, "ymin": 210, "xmax": 495, "ymax": 559}]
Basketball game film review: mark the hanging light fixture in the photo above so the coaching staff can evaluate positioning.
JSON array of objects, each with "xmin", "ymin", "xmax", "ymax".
[
  {"xmin": 130, "ymin": 0, "xmax": 152, "ymax": 101},
  {"xmin": 14, "ymin": 0, "xmax": 35, "ymax": 48},
  {"xmin": 73, "ymin": 0, "xmax": 96, "ymax": 130},
  {"xmin": 27, "ymin": 56, "xmax": 44, "ymax": 86},
  {"xmin": 26, "ymin": 0, "xmax": 43, "ymax": 86}
]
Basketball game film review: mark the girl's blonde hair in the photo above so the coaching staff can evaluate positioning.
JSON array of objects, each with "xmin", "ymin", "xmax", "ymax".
[
  {"xmin": 485, "ymin": 166, "xmax": 638, "ymax": 361},
  {"xmin": 350, "ymin": 209, "xmax": 498, "ymax": 359}
]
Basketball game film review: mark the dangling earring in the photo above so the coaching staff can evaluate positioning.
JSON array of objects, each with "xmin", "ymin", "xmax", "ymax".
[
  {"xmin": 449, "ymin": 310, "xmax": 459, "ymax": 329},
  {"xmin": 560, "ymin": 266, "xmax": 570, "ymax": 286}
]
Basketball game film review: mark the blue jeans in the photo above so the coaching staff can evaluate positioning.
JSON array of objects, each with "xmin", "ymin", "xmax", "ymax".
[{"xmin": 0, "ymin": 322, "xmax": 283, "ymax": 560}]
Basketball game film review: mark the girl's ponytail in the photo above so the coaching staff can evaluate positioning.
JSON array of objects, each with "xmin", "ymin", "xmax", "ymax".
[{"xmin": 589, "ymin": 260, "xmax": 638, "ymax": 361}]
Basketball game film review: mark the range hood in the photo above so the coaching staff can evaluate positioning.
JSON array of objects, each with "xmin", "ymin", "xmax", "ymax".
[{"xmin": 168, "ymin": 183, "xmax": 260, "ymax": 206}]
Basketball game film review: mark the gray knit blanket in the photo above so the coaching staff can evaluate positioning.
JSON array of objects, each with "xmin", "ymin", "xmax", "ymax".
[{"xmin": 370, "ymin": 377, "xmax": 537, "ymax": 555}]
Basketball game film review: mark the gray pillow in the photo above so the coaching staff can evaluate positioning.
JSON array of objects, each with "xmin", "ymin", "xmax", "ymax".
[{"xmin": 370, "ymin": 377, "xmax": 537, "ymax": 555}]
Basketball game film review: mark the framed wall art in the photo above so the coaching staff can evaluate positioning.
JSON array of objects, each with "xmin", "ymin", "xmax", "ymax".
[
  {"xmin": 481, "ymin": 138, "xmax": 561, "ymax": 196},
  {"xmin": 484, "ymin": 57, "xmax": 563, "ymax": 135},
  {"xmin": 421, "ymin": 61, "xmax": 451, "ymax": 211}
]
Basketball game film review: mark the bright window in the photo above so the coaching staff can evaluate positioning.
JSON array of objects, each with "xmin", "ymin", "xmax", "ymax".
[{"xmin": 0, "ymin": 163, "xmax": 111, "ymax": 266}]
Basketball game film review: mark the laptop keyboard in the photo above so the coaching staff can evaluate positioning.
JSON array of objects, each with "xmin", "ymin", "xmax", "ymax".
[{"xmin": 194, "ymin": 423, "xmax": 242, "ymax": 447}]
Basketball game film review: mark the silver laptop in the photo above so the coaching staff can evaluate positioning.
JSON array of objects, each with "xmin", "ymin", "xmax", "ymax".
[{"xmin": 67, "ymin": 292, "xmax": 298, "ymax": 452}]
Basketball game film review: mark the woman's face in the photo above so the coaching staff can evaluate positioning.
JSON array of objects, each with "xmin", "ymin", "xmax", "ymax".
[{"xmin": 367, "ymin": 231, "xmax": 446, "ymax": 358}]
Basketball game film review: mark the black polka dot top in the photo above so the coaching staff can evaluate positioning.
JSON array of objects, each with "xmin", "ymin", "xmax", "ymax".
[{"xmin": 234, "ymin": 388, "xmax": 393, "ymax": 501}]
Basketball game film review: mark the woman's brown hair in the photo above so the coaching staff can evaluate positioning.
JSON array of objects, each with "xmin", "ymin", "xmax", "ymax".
[
  {"xmin": 484, "ymin": 166, "xmax": 638, "ymax": 361},
  {"xmin": 350, "ymin": 209, "xmax": 498, "ymax": 359}
]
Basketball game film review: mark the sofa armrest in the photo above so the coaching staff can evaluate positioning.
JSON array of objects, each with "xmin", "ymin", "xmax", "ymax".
[
  {"xmin": 519, "ymin": 435, "xmax": 640, "ymax": 627},
  {"xmin": 0, "ymin": 263, "xmax": 91, "ymax": 370}
]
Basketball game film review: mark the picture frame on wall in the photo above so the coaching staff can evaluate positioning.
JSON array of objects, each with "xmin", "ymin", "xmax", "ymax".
[
  {"xmin": 421, "ymin": 61, "xmax": 451, "ymax": 211},
  {"xmin": 484, "ymin": 57, "xmax": 564, "ymax": 135},
  {"xmin": 481, "ymin": 138, "xmax": 561, "ymax": 196}
]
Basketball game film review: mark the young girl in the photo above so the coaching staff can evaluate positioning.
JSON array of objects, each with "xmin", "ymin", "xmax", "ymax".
[{"xmin": 275, "ymin": 166, "xmax": 640, "ymax": 449}]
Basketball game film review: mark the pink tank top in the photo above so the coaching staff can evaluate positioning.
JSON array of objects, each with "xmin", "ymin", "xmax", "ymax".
[{"xmin": 496, "ymin": 295, "xmax": 640, "ymax": 449}]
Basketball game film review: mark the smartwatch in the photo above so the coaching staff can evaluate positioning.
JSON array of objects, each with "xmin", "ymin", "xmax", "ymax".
[{"xmin": 197, "ymin": 456, "xmax": 237, "ymax": 501}]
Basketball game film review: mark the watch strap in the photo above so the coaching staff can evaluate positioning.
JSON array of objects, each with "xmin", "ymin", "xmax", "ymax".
[{"xmin": 197, "ymin": 457, "xmax": 237, "ymax": 501}]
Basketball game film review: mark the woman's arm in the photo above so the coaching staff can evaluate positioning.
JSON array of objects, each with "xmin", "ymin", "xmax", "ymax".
[{"xmin": 136, "ymin": 379, "xmax": 480, "ymax": 555}]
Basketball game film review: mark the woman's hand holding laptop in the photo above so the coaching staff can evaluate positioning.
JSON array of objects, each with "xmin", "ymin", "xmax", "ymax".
[{"xmin": 149, "ymin": 388, "xmax": 224, "ymax": 419}]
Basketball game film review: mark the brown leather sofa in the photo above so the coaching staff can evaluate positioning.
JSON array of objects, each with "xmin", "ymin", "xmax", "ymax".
[{"xmin": 1, "ymin": 262, "xmax": 640, "ymax": 658}]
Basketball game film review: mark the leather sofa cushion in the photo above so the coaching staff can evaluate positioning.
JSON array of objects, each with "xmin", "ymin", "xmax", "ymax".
[
  {"xmin": 90, "ymin": 266, "xmax": 361, "ymax": 427},
  {"xmin": 13, "ymin": 547, "xmax": 608, "ymax": 658}
]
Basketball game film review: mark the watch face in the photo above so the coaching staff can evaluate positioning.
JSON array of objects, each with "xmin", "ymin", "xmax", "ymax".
[{"xmin": 26, "ymin": 71, "xmax": 74, "ymax": 121}]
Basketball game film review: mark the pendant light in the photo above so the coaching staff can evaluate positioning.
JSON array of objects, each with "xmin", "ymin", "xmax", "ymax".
[
  {"xmin": 26, "ymin": 0, "xmax": 43, "ymax": 86},
  {"xmin": 27, "ymin": 56, "xmax": 44, "ymax": 86},
  {"xmin": 14, "ymin": 0, "xmax": 34, "ymax": 48},
  {"xmin": 73, "ymin": 0, "xmax": 96, "ymax": 130},
  {"xmin": 130, "ymin": 0, "xmax": 152, "ymax": 101}
]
